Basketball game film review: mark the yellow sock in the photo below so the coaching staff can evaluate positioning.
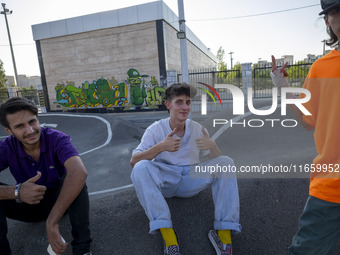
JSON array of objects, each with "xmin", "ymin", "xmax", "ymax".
[
  {"xmin": 160, "ymin": 228, "xmax": 178, "ymax": 247},
  {"xmin": 218, "ymin": 229, "xmax": 232, "ymax": 245}
]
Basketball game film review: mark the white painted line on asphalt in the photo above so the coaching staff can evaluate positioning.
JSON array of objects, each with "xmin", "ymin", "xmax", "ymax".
[
  {"xmin": 40, "ymin": 113, "xmax": 112, "ymax": 156},
  {"xmin": 89, "ymin": 184, "xmax": 134, "ymax": 196},
  {"xmin": 40, "ymin": 123, "xmax": 58, "ymax": 128}
]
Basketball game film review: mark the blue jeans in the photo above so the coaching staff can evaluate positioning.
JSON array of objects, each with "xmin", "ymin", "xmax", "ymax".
[
  {"xmin": 131, "ymin": 156, "xmax": 241, "ymax": 234},
  {"xmin": 289, "ymin": 195, "xmax": 340, "ymax": 255},
  {"xmin": 0, "ymin": 177, "xmax": 92, "ymax": 255}
]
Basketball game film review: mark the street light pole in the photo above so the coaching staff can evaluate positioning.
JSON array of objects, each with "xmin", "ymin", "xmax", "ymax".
[
  {"xmin": 229, "ymin": 51, "xmax": 234, "ymax": 69},
  {"xmin": 1, "ymin": 3, "xmax": 19, "ymax": 86},
  {"xmin": 177, "ymin": 0, "xmax": 189, "ymax": 83},
  {"xmin": 321, "ymin": 39, "xmax": 326, "ymax": 55}
]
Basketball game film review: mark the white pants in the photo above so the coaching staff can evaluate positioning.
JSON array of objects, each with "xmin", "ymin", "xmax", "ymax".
[{"xmin": 131, "ymin": 156, "xmax": 241, "ymax": 234}]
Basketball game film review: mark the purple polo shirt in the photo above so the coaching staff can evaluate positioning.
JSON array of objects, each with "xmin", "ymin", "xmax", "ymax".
[{"xmin": 0, "ymin": 127, "xmax": 79, "ymax": 188}]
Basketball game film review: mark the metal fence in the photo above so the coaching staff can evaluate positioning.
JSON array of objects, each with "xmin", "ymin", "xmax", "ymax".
[
  {"xmin": 177, "ymin": 68, "xmax": 241, "ymax": 100},
  {"xmin": 0, "ymin": 88, "xmax": 43, "ymax": 107},
  {"xmin": 253, "ymin": 63, "xmax": 312, "ymax": 98},
  {"xmin": 16, "ymin": 89, "xmax": 41, "ymax": 105},
  {"xmin": 0, "ymin": 90, "xmax": 9, "ymax": 103}
]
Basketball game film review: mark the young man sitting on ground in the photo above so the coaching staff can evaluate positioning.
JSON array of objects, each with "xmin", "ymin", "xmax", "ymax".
[{"xmin": 130, "ymin": 83, "xmax": 241, "ymax": 255}]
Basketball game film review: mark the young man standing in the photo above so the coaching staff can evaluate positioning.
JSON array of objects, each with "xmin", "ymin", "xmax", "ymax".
[
  {"xmin": 0, "ymin": 97, "xmax": 92, "ymax": 255},
  {"xmin": 130, "ymin": 83, "xmax": 241, "ymax": 255},
  {"xmin": 271, "ymin": 1, "xmax": 340, "ymax": 254}
]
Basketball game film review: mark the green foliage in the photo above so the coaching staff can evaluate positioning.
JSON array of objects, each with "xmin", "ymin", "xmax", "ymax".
[
  {"xmin": 286, "ymin": 61, "xmax": 311, "ymax": 87},
  {"xmin": 0, "ymin": 60, "xmax": 7, "ymax": 89},
  {"xmin": 216, "ymin": 46, "xmax": 228, "ymax": 79}
]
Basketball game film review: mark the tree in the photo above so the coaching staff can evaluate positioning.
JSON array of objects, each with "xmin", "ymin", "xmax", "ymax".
[
  {"xmin": 0, "ymin": 60, "xmax": 8, "ymax": 89},
  {"xmin": 216, "ymin": 46, "xmax": 228, "ymax": 79}
]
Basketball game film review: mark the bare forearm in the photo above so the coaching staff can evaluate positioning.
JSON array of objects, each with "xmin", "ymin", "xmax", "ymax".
[
  {"xmin": 47, "ymin": 157, "xmax": 88, "ymax": 226},
  {"xmin": 0, "ymin": 185, "xmax": 15, "ymax": 200},
  {"xmin": 47, "ymin": 172, "xmax": 86, "ymax": 225},
  {"xmin": 130, "ymin": 142, "xmax": 164, "ymax": 167}
]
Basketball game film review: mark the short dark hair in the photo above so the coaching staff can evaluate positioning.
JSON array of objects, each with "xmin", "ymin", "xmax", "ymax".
[
  {"xmin": 0, "ymin": 97, "xmax": 38, "ymax": 129},
  {"xmin": 165, "ymin": 83, "xmax": 197, "ymax": 102}
]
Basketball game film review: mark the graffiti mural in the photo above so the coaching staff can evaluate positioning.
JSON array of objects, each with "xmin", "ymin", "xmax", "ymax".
[
  {"xmin": 54, "ymin": 78, "xmax": 127, "ymax": 108},
  {"xmin": 54, "ymin": 68, "xmax": 166, "ymax": 111}
]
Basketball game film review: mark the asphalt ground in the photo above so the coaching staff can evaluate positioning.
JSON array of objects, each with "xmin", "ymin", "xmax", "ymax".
[{"xmin": 1, "ymin": 100, "xmax": 339, "ymax": 255}]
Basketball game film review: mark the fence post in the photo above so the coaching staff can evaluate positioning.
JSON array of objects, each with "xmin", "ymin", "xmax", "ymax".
[
  {"xmin": 7, "ymin": 86, "xmax": 18, "ymax": 98},
  {"xmin": 241, "ymin": 63, "xmax": 252, "ymax": 103},
  {"xmin": 166, "ymin": 70, "xmax": 177, "ymax": 87}
]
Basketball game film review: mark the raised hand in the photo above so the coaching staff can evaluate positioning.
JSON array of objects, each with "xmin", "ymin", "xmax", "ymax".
[
  {"xmin": 271, "ymin": 55, "xmax": 290, "ymax": 88},
  {"xmin": 271, "ymin": 55, "xmax": 289, "ymax": 77},
  {"xmin": 20, "ymin": 171, "xmax": 47, "ymax": 204},
  {"xmin": 161, "ymin": 128, "xmax": 181, "ymax": 152},
  {"xmin": 196, "ymin": 126, "xmax": 215, "ymax": 151}
]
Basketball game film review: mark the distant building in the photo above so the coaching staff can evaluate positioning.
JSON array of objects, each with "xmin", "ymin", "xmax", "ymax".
[
  {"xmin": 4, "ymin": 75, "xmax": 42, "ymax": 89},
  {"xmin": 17, "ymin": 75, "xmax": 42, "ymax": 89},
  {"xmin": 4, "ymin": 76, "xmax": 15, "ymax": 87},
  {"xmin": 304, "ymin": 54, "xmax": 317, "ymax": 63},
  {"xmin": 257, "ymin": 60, "xmax": 269, "ymax": 67},
  {"xmin": 275, "ymin": 55, "xmax": 294, "ymax": 66}
]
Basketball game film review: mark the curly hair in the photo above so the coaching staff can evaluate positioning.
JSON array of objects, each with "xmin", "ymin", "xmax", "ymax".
[{"xmin": 165, "ymin": 83, "xmax": 197, "ymax": 102}]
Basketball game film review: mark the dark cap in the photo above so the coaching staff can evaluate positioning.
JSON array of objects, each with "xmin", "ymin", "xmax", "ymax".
[{"xmin": 320, "ymin": 0, "xmax": 340, "ymax": 15}]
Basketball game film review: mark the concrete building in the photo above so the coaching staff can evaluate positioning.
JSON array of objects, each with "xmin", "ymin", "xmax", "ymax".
[
  {"xmin": 17, "ymin": 75, "xmax": 42, "ymax": 88},
  {"xmin": 4, "ymin": 76, "xmax": 15, "ymax": 87},
  {"xmin": 5, "ymin": 75, "xmax": 42, "ymax": 89},
  {"xmin": 31, "ymin": 1, "xmax": 217, "ymax": 111},
  {"xmin": 275, "ymin": 55, "xmax": 294, "ymax": 66}
]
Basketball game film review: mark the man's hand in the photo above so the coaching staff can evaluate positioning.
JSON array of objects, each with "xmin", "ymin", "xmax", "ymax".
[
  {"xmin": 46, "ymin": 222, "xmax": 68, "ymax": 255},
  {"xmin": 271, "ymin": 55, "xmax": 290, "ymax": 88},
  {"xmin": 196, "ymin": 126, "xmax": 215, "ymax": 151},
  {"xmin": 160, "ymin": 128, "xmax": 180, "ymax": 152},
  {"xmin": 19, "ymin": 171, "xmax": 47, "ymax": 204}
]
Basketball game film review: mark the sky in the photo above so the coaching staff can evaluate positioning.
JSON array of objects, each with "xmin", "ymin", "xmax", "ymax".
[{"xmin": 0, "ymin": 0, "xmax": 329, "ymax": 77}]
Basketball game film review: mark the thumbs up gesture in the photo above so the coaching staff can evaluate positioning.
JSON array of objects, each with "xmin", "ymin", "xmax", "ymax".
[
  {"xmin": 196, "ymin": 126, "xmax": 214, "ymax": 151},
  {"xmin": 160, "ymin": 128, "xmax": 181, "ymax": 152},
  {"xmin": 20, "ymin": 171, "xmax": 47, "ymax": 204}
]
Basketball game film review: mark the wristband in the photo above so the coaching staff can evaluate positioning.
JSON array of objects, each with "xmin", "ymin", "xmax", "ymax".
[{"xmin": 15, "ymin": 184, "xmax": 22, "ymax": 203}]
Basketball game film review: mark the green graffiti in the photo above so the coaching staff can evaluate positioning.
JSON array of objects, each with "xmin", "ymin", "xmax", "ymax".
[
  {"xmin": 54, "ymin": 69, "xmax": 166, "ymax": 110},
  {"xmin": 127, "ymin": 68, "xmax": 148, "ymax": 107},
  {"xmin": 146, "ymin": 86, "xmax": 165, "ymax": 106},
  {"xmin": 54, "ymin": 78, "xmax": 127, "ymax": 108}
]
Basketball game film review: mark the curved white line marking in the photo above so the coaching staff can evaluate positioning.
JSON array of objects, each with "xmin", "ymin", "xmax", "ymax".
[{"xmin": 40, "ymin": 114, "xmax": 112, "ymax": 156}]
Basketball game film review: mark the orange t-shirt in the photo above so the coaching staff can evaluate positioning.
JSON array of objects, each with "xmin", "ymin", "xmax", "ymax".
[{"xmin": 301, "ymin": 49, "xmax": 340, "ymax": 203}]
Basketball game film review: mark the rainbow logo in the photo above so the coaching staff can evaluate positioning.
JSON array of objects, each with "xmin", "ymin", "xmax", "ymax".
[{"xmin": 197, "ymin": 82, "xmax": 223, "ymax": 106}]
